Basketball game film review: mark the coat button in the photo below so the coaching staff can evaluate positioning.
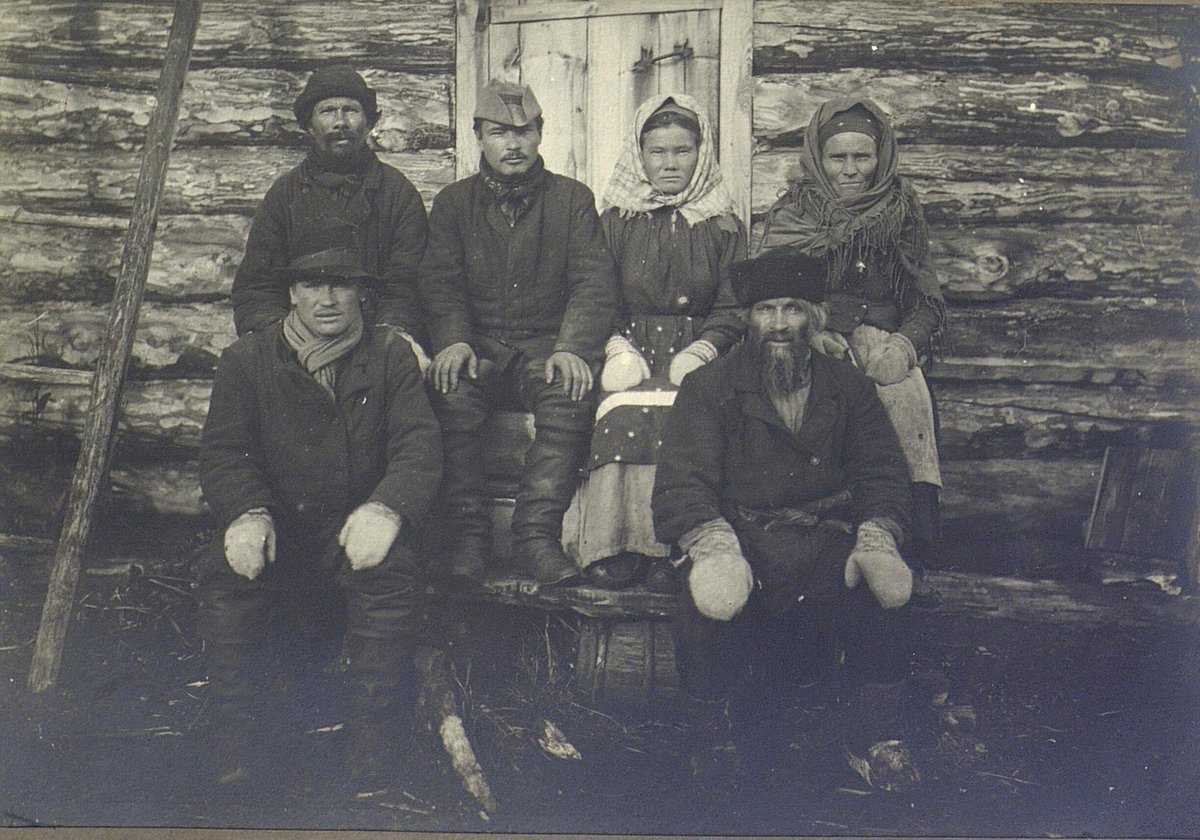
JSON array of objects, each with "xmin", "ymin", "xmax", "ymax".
[
  {"xmin": 810, "ymin": 456, "xmax": 821, "ymax": 465},
  {"xmin": 677, "ymin": 295, "xmax": 689, "ymax": 308}
]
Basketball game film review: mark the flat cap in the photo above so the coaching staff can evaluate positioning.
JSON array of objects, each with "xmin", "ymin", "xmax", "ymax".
[
  {"xmin": 730, "ymin": 248, "xmax": 827, "ymax": 307},
  {"xmin": 474, "ymin": 79, "xmax": 542, "ymax": 127}
]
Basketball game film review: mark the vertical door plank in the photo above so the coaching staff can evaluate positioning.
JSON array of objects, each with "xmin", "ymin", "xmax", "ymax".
[
  {"xmin": 516, "ymin": 18, "xmax": 589, "ymax": 181},
  {"xmin": 718, "ymin": 0, "xmax": 753, "ymax": 223},
  {"xmin": 456, "ymin": 0, "xmax": 489, "ymax": 179},
  {"xmin": 587, "ymin": 13, "xmax": 657, "ymax": 198},
  {"xmin": 656, "ymin": 10, "xmax": 720, "ymax": 121}
]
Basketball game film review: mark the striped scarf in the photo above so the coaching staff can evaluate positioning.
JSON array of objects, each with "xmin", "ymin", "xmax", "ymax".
[
  {"xmin": 282, "ymin": 308, "xmax": 363, "ymax": 396},
  {"xmin": 599, "ymin": 92, "xmax": 736, "ymax": 227}
]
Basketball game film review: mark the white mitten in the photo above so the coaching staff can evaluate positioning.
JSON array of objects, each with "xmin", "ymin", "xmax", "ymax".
[
  {"xmin": 668, "ymin": 339, "xmax": 718, "ymax": 386},
  {"xmin": 388, "ymin": 327, "xmax": 432, "ymax": 375},
  {"xmin": 844, "ymin": 520, "xmax": 913, "ymax": 609},
  {"xmin": 224, "ymin": 508, "xmax": 275, "ymax": 580},
  {"xmin": 811, "ymin": 329, "xmax": 851, "ymax": 360},
  {"xmin": 600, "ymin": 334, "xmax": 651, "ymax": 392},
  {"xmin": 338, "ymin": 501, "xmax": 402, "ymax": 571},
  {"xmin": 680, "ymin": 518, "xmax": 754, "ymax": 621},
  {"xmin": 864, "ymin": 333, "xmax": 917, "ymax": 386}
]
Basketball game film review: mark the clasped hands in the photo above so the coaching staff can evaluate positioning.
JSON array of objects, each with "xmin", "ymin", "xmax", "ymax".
[{"xmin": 427, "ymin": 341, "xmax": 592, "ymax": 401}]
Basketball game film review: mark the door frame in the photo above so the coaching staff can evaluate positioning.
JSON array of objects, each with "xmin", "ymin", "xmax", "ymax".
[{"xmin": 455, "ymin": 0, "xmax": 753, "ymax": 224}]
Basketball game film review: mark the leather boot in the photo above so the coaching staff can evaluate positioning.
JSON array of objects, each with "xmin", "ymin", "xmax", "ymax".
[
  {"xmin": 345, "ymin": 636, "xmax": 418, "ymax": 792},
  {"xmin": 437, "ymin": 431, "xmax": 491, "ymax": 582},
  {"xmin": 205, "ymin": 642, "xmax": 263, "ymax": 786},
  {"xmin": 511, "ymin": 435, "xmax": 587, "ymax": 586},
  {"xmin": 681, "ymin": 693, "xmax": 740, "ymax": 794},
  {"xmin": 844, "ymin": 678, "xmax": 920, "ymax": 792}
]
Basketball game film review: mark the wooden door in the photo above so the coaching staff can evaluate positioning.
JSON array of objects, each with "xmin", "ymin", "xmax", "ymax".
[{"xmin": 456, "ymin": 0, "xmax": 752, "ymax": 224}]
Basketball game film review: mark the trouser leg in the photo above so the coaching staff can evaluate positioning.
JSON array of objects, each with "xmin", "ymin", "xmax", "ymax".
[
  {"xmin": 337, "ymin": 537, "xmax": 424, "ymax": 785},
  {"xmin": 510, "ymin": 361, "xmax": 594, "ymax": 585}
]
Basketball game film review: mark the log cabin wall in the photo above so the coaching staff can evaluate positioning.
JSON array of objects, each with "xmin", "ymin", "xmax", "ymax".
[{"xmin": 0, "ymin": 1, "xmax": 1197, "ymax": 571}]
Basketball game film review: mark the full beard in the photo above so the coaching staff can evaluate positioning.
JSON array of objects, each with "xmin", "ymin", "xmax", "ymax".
[{"xmin": 751, "ymin": 333, "xmax": 813, "ymax": 398}]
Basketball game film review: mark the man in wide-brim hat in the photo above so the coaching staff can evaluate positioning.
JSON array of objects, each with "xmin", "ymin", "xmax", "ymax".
[
  {"xmin": 652, "ymin": 246, "xmax": 920, "ymax": 790},
  {"xmin": 197, "ymin": 237, "xmax": 442, "ymax": 794},
  {"xmin": 232, "ymin": 65, "xmax": 431, "ymax": 370}
]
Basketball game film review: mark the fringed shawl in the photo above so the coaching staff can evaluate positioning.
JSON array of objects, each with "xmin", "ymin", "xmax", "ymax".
[
  {"xmin": 761, "ymin": 97, "xmax": 944, "ymax": 328},
  {"xmin": 599, "ymin": 92, "xmax": 736, "ymax": 227}
]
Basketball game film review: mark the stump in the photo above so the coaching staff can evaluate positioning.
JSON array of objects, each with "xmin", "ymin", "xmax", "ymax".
[{"xmin": 575, "ymin": 616, "xmax": 678, "ymax": 709}]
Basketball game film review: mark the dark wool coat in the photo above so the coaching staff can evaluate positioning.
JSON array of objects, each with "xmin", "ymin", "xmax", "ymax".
[
  {"xmin": 601, "ymin": 207, "xmax": 746, "ymax": 355},
  {"xmin": 652, "ymin": 345, "xmax": 912, "ymax": 609},
  {"xmin": 418, "ymin": 170, "xmax": 619, "ymax": 364},
  {"xmin": 200, "ymin": 324, "xmax": 442, "ymax": 535},
  {"xmin": 232, "ymin": 152, "xmax": 429, "ymax": 339}
]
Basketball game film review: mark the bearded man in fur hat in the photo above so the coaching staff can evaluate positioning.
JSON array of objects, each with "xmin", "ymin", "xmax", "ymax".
[{"xmin": 652, "ymin": 247, "xmax": 919, "ymax": 788}]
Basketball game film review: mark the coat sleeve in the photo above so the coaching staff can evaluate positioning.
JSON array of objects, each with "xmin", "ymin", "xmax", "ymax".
[
  {"xmin": 418, "ymin": 187, "xmax": 475, "ymax": 354},
  {"xmin": 696, "ymin": 215, "xmax": 748, "ymax": 354},
  {"xmin": 553, "ymin": 183, "xmax": 620, "ymax": 364},
  {"xmin": 374, "ymin": 173, "xmax": 430, "ymax": 338},
  {"xmin": 199, "ymin": 343, "xmax": 276, "ymax": 528},
  {"xmin": 652, "ymin": 371, "xmax": 730, "ymax": 545},
  {"xmin": 841, "ymin": 372, "xmax": 913, "ymax": 537},
  {"xmin": 231, "ymin": 184, "xmax": 291, "ymax": 336},
  {"xmin": 367, "ymin": 335, "xmax": 443, "ymax": 525},
  {"xmin": 894, "ymin": 193, "xmax": 946, "ymax": 352}
]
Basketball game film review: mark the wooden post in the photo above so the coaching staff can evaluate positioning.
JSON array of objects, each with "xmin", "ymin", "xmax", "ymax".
[{"xmin": 27, "ymin": 0, "xmax": 203, "ymax": 694}]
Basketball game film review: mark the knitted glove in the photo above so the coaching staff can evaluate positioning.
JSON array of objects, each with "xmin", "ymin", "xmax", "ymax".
[
  {"xmin": 386, "ymin": 326, "xmax": 432, "ymax": 376},
  {"xmin": 600, "ymin": 334, "xmax": 651, "ymax": 392},
  {"xmin": 338, "ymin": 501, "xmax": 402, "ymax": 571},
  {"xmin": 864, "ymin": 333, "xmax": 917, "ymax": 386},
  {"xmin": 844, "ymin": 520, "xmax": 913, "ymax": 609},
  {"xmin": 811, "ymin": 329, "xmax": 851, "ymax": 361},
  {"xmin": 681, "ymin": 518, "xmax": 754, "ymax": 621},
  {"xmin": 668, "ymin": 339, "xmax": 719, "ymax": 386},
  {"xmin": 224, "ymin": 508, "xmax": 275, "ymax": 580}
]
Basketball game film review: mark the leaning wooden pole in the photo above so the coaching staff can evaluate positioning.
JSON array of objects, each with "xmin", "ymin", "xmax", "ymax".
[{"xmin": 28, "ymin": 0, "xmax": 203, "ymax": 694}]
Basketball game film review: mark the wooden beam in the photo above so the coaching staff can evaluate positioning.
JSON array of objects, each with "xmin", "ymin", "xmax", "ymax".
[
  {"xmin": 490, "ymin": 0, "xmax": 724, "ymax": 25},
  {"xmin": 28, "ymin": 0, "xmax": 203, "ymax": 694}
]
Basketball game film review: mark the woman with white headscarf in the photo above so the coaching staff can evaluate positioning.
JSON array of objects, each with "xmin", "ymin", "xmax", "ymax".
[{"xmin": 563, "ymin": 92, "xmax": 746, "ymax": 588}]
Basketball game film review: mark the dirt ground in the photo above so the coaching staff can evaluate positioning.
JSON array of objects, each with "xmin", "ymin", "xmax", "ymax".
[{"xmin": 1, "ymin": 522, "xmax": 1198, "ymax": 837}]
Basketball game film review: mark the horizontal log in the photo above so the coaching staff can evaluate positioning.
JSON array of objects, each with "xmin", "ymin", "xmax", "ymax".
[
  {"xmin": 935, "ymin": 380, "xmax": 1200, "ymax": 458},
  {"xmin": 0, "ymin": 214, "xmax": 248, "ymax": 302},
  {"xmin": 0, "ymin": 1, "xmax": 455, "ymax": 76},
  {"xmin": 0, "ymin": 146, "xmax": 454, "ymax": 219},
  {"xmin": 0, "ymin": 71, "xmax": 452, "ymax": 150},
  {"xmin": 751, "ymin": 145, "xmax": 1200, "ymax": 226},
  {"xmin": 1, "ymin": 295, "xmax": 1193, "ymax": 384},
  {"xmin": 927, "ymin": 224, "xmax": 1200, "ymax": 302},
  {"xmin": 753, "ymin": 1, "xmax": 1193, "ymax": 78},
  {"xmin": 753, "ymin": 70, "xmax": 1191, "ymax": 149},
  {"xmin": 4, "ymin": 213, "xmax": 1196, "ymax": 308}
]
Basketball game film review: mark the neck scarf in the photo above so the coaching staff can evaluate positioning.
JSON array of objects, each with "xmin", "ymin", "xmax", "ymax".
[
  {"xmin": 763, "ymin": 98, "xmax": 943, "ymax": 312},
  {"xmin": 479, "ymin": 154, "xmax": 547, "ymax": 225},
  {"xmin": 600, "ymin": 92, "xmax": 736, "ymax": 227},
  {"xmin": 282, "ymin": 307, "xmax": 363, "ymax": 396}
]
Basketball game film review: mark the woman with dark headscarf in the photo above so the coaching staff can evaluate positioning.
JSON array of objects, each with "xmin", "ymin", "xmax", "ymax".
[
  {"xmin": 562, "ymin": 92, "xmax": 747, "ymax": 588},
  {"xmin": 760, "ymin": 97, "xmax": 945, "ymax": 561}
]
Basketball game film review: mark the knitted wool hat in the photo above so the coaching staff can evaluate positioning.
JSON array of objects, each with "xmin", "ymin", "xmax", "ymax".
[
  {"xmin": 730, "ymin": 248, "xmax": 827, "ymax": 306},
  {"xmin": 293, "ymin": 66, "xmax": 380, "ymax": 128}
]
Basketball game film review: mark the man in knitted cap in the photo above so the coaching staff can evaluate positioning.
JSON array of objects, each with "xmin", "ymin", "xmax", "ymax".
[
  {"xmin": 198, "ymin": 232, "xmax": 441, "ymax": 793},
  {"xmin": 232, "ymin": 65, "xmax": 431, "ymax": 371},
  {"xmin": 652, "ymin": 247, "xmax": 919, "ymax": 790},
  {"xmin": 418, "ymin": 79, "xmax": 618, "ymax": 585}
]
